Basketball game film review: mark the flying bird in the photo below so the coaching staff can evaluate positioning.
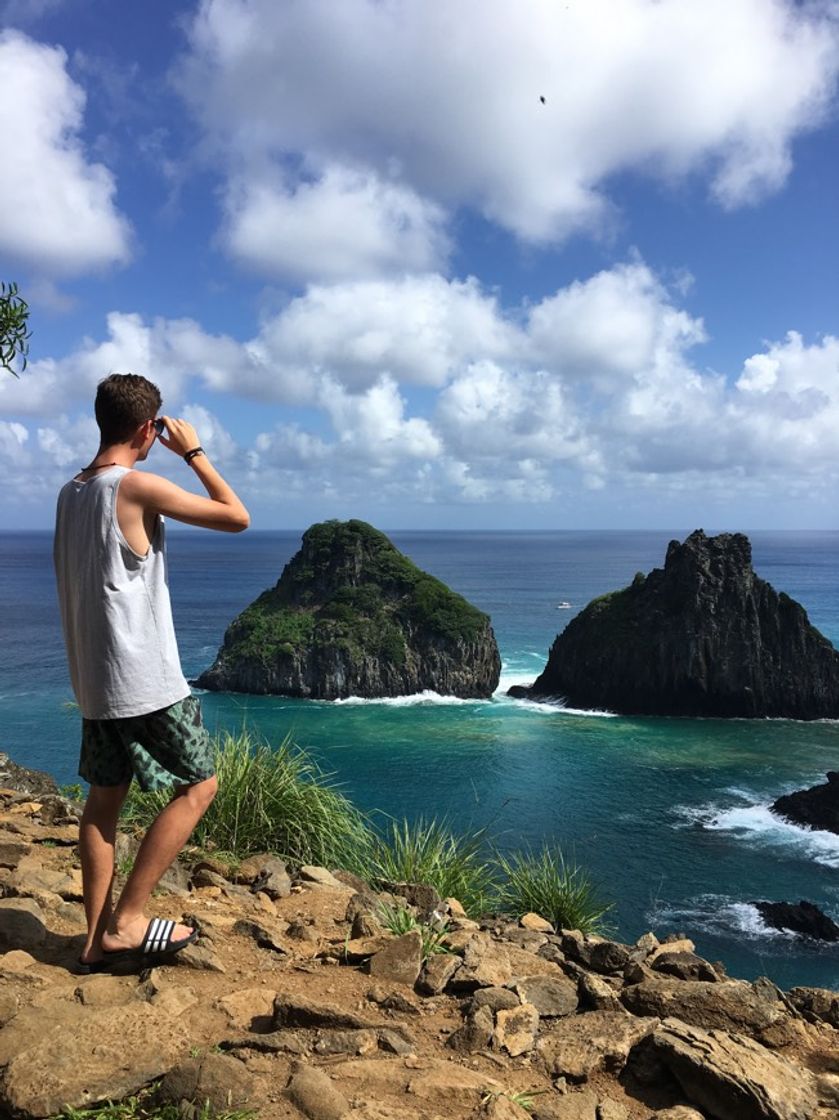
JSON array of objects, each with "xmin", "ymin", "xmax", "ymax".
[{"xmin": 540, "ymin": 95, "xmax": 546, "ymax": 104}]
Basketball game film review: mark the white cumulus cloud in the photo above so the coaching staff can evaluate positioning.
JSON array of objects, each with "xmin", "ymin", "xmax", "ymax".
[
  {"xmin": 527, "ymin": 261, "xmax": 707, "ymax": 385},
  {"xmin": 251, "ymin": 274, "xmax": 518, "ymax": 394},
  {"xmin": 6, "ymin": 262, "xmax": 839, "ymax": 510},
  {"xmin": 320, "ymin": 376, "xmax": 441, "ymax": 464},
  {"xmin": 178, "ymin": 0, "xmax": 839, "ymax": 246},
  {"xmin": 224, "ymin": 163, "xmax": 450, "ymax": 283},
  {"xmin": 437, "ymin": 361, "xmax": 589, "ymax": 465},
  {"xmin": 0, "ymin": 31, "xmax": 131, "ymax": 275}
]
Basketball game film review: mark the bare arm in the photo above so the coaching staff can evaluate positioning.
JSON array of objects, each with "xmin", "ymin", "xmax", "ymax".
[{"xmin": 121, "ymin": 417, "xmax": 250, "ymax": 534}]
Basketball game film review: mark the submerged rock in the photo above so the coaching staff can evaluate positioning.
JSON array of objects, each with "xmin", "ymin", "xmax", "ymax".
[
  {"xmin": 515, "ymin": 530, "xmax": 839, "ymax": 719},
  {"xmin": 196, "ymin": 520, "xmax": 500, "ymax": 700},
  {"xmin": 771, "ymin": 772, "xmax": 839, "ymax": 835}
]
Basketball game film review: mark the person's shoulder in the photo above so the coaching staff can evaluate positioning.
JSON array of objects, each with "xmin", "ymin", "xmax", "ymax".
[
  {"xmin": 120, "ymin": 468, "xmax": 154, "ymax": 489},
  {"xmin": 118, "ymin": 469, "xmax": 175, "ymax": 499}
]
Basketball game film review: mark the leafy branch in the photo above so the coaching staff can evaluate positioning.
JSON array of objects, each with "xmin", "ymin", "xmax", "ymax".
[{"xmin": 0, "ymin": 282, "xmax": 31, "ymax": 376}]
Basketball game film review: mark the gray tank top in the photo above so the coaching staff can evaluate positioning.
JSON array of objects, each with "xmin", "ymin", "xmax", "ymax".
[{"xmin": 53, "ymin": 466, "xmax": 189, "ymax": 720}]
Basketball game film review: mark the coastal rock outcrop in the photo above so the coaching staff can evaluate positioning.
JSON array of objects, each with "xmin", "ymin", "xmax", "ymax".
[
  {"xmin": 1, "ymin": 783, "xmax": 838, "ymax": 1120},
  {"xmin": 195, "ymin": 520, "xmax": 501, "ymax": 700},
  {"xmin": 513, "ymin": 530, "xmax": 839, "ymax": 719},
  {"xmin": 771, "ymin": 772, "xmax": 839, "ymax": 836},
  {"xmin": 754, "ymin": 901, "xmax": 839, "ymax": 943}
]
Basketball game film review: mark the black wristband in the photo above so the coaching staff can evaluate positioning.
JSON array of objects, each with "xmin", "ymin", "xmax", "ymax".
[{"xmin": 184, "ymin": 446, "xmax": 205, "ymax": 463}]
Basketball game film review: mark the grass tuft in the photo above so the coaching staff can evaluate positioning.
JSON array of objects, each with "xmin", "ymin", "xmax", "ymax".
[
  {"xmin": 492, "ymin": 845, "xmax": 612, "ymax": 936},
  {"xmin": 119, "ymin": 728, "xmax": 612, "ymax": 936},
  {"xmin": 362, "ymin": 816, "xmax": 496, "ymax": 918},
  {"xmin": 375, "ymin": 900, "xmax": 452, "ymax": 960},
  {"xmin": 481, "ymin": 1088, "xmax": 544, "ymax": 1112},
  {"xmin": 121, "ymin": 729, "xmax": 372, "ymax": 873},
  {"xmin": 57, "ymin": 1087, "xmax": 254, "ymax": 1120}
]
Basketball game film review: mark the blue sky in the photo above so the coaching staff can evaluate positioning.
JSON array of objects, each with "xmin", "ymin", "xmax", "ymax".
[{"xmin": 1, "ymin": 0, "xmax": 838, "ymax": 531}]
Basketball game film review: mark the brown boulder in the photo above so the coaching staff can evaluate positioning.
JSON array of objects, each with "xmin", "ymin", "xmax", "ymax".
[
  {"xmin": 216, "ymin": 987, "xmax": 276, "ymax": 1030},
  {"xmin": 531, "ymin": 1089, "xmax": 599, "ymax": 1119},
  {"xmin": 287, "ymin": 1062, "xmax": 350, "ymax": 1120},
  {"xmin": 537, "ymin": 1010, "xmax": 656, "ymax": 1081},
  {"xmin": 787, "ymin": 985, "xmax": 839, "ymax": 1029},
  {"xmin": 368, "ymin": 930, "xmax": 423, "ymax": 987},
  {"xmin": 651, "ymin": 950, "xmax": 720, "ymax": 982},
  {"xmin": 494, "ymin": 1002, "xmax": 539, "ymax": 1056},
  {"xmin": 455, "ymin": 933, "xmax": 514, "ymax": 988},
  {"xmin": 0, "ymin": 998, "xmax": 197, "ymax": 1117},
  {"xmin": 620, "ymin": 978, "xmax": 788, "ymax": 1036},
  {"xmin": 447, "ymin": 1004, "xmax": 495, "ymax": 1053},
  {"xmin": 417, "ymin": 951, "xmax": 462, "ymax": 995},
  {"xmin": 273, "ymin": 992, "xmax": 384, "ymax": 1031},
  {"xmin": 512, "ymin": 974, "xmax": 578, "ymax": 1017},
  {"xmin": 520, "ymin": 912, "xmax": 555, "ymax": 933},
  {"xmin": 159, "ymin": 1053, "xmax": 254, "ymax": 1113},
  {"xmin": 469, "ymin": 986, "xmax": 521, "ymax": 1014},
  {"xmin": 643, "ymin": 1016, "xmax": 819, "ymax": 1120},
  {"xmin": 0, "ymin": 897, "xmax": 47, "ymax": 948},
  {"xmin": 0, "ymin": 840, "xmax": 31, "ymax": 869},
  {"xmin": 332, "ymin": 1055, "xmax": 502, "ymax": 1105}
]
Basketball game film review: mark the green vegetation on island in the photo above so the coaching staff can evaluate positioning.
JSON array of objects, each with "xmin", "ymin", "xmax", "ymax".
[
  {"xmin": 230, "ymin": 518, "xmax": 486, "ymax": 659},
  {"xmin": 197, "ymin": 520, "xmax": 501, "ymax": 699}
]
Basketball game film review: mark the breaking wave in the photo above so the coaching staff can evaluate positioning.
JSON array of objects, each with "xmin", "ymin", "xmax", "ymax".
[{"xmin": 673, "ymin": 793, "xmax": 839, "ymax": 869}]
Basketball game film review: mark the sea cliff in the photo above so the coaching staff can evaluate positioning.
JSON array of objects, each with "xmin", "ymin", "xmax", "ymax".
[{"xmin": 515, "ymin": 529, "xmax": 839, "ymax": 719}]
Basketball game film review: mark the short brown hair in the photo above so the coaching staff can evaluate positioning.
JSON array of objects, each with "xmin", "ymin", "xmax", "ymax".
[{"xmin": 95, "ymin": 373, "xmax": 162, "ymax": 444}]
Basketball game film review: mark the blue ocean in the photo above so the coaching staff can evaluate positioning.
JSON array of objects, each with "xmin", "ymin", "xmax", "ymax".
[{"xmin": 2, "ymin": 529, "xmax": 838, "ymax": 991}]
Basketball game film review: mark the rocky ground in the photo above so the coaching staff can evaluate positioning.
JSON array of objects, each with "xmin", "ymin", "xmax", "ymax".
[{"xmin": 1, "ymin": 785, "xmax": 838, "ymax": 1120}]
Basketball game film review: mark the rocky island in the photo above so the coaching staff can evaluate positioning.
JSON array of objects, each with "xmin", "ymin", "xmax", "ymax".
[
  {"xmin": 510, "ymin": 529, "xmax": 839, "ymax": 719},
  {"xmin": 196, "ymin": 519, "xmax": 501, "ymax": 700}
]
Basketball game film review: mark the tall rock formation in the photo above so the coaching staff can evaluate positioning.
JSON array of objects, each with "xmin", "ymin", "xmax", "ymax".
[
  {"xmin": 196, "ymin": 520, "xmax": 500, "ymax": 700},
  {"xmin": 515, "ymin": 529, "xmax": 839, "ymax": 719}
]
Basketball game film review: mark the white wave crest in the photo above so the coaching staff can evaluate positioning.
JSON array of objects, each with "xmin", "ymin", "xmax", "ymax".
[
  {"xmin": 650, "ymin": 895, "xmax": 795, "ymax": 943},
  {"xmin": 496, "ymin": 670, "xmax": 536, "ymax": 694},
  {"xmin": 673, "ymin": 797, "xmax": 839, "ymax": 869},
  {"xmin": 332, "ymin": 689, "xmax": 484, "ymax": 707},
  {"xmin": 494, "ymin": 680, "xmax": 617, "ymax": 718}
]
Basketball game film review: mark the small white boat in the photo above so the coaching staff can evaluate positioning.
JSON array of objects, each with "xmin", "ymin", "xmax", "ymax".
[{"xmin": 556, "ymin": 600, "xmax": 572, "ymax": 610}]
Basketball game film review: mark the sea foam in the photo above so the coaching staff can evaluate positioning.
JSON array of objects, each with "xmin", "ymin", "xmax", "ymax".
[
  {"xmin": 649, "ymin": 895, "xmax": 795, "ymax": 943},
  {"xmin": 331, "ymin": 689, "xmax": 482, "ymax": 707},
  {"xmin": 496, "ymin": 672, "xmax": 617, "ymax": 717},
  {"xmin": 674, "ymin": 794, "xmax": 839, "ymax": 869}
]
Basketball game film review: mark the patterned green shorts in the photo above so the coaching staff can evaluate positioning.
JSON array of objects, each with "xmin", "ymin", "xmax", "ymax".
[{"xmin": 79, "ymin": 694, "xmax": 215, "ymax": 792}]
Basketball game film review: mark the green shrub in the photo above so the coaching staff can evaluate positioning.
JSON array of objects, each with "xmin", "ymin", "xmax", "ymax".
[
  {"xmin": 121, "ymin": 729, "xmax": 373, "ymax": 872},
  {"xmin": 492, "ymin": 845, "xmax": 612, "ymax": 936},
  {"xmin": 0, "ymin": 281, "xmax": 30, "ymax": 376},
  {"xmin": 406, "ymin": 576, "xmax": 487, "ymax": 642},
  {"xmin": 362, "ymin": 817, "xmax": 496, "ymax": 918}
]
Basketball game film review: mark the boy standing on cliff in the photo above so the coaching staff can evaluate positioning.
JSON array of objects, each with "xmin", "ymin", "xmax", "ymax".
[{"xmin": 54, "ymin": 373, "xmax": 249, "ymax": 972}]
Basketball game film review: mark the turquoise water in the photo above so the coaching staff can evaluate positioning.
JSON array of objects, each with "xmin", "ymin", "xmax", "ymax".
[{"xmin": 2, "ymin": 529, "xmax": 838, "ymax": 990}]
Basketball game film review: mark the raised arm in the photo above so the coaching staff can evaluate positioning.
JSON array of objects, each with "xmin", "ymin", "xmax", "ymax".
[{"xmin": 120, "ymin": 417, "xmax": 250, "ymax": 534}]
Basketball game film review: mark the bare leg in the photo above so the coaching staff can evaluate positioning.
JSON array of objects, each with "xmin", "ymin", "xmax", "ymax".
[
  {"xmin": 79, "ymin": 782, "xmax": 131, "ymax": 964},
  {"xmin": 102, "ymin": 774, "xmax": 217, "ymax": 952}
]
